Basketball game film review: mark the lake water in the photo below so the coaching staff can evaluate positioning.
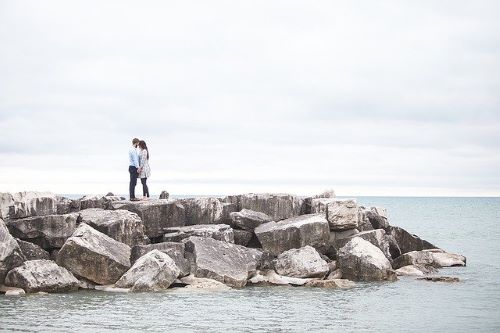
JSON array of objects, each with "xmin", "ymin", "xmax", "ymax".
[{"xmin": 1, "ymin": 197, "xmax": 499, "ymax": 332}]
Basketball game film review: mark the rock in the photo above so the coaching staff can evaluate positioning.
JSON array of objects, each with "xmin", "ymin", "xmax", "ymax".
[
  {"xmin": 105, "ymin": 192, "xmax": 114, "ymax": 197},
  {"xmin": 0, "ymin": 286, "xmax": 26, "ymax": 296},
  {"xmin": 365, "ymin": 207, "xmax": 389, "ymax": 229},
  {"xmin": 179, "ymin": 197, "xmax": 233, "ymax": 226},
  {"xmin": 6, "ymin": 213, "xmax": 79, "ymax": 250},
  {"xmin": 159, "ymin": 191, "xmax": 170, "ymax": 200},
  {"xmin": 2, "ymin": 192, "xmax": 58, "ymax": 219},
  {"xmin": 357, "ymin": 208, "xmax": 375, "ymax": 232},
  {"xmin": 0, "ymin": 193, "xmax": 14, "ymax": 219},
  {"xmin": 77, "ymin": 208, "xmax": 146, "ymax": 246},
  {"xmin": 233, "ymin": 229, "xmax": 253, "ymax": 247},
  {"xmin": 248, "ymin": 270, "xmax": 312, "ymax": 286},
  {"xmin": 386, "ymin": 226, "xmax": 437, "ymax": 255},
  {"xmin": 5, "ymin": 259, "xmax": 79, "ymax": 293},
  {"xmin": 183, "ymin": 236, "xmax": 261, "ymax": 288},
  {"xmin": 0, "ymin": 219, "xmax": 26, "ymax": 283},
  {"xmin": 78, "ymin": 195, "xmax": 124, "ymax": 210},
  {"xmin": 16, "ymin": 239, "xmax": 50, "ymax": 260},
  {"xmin": 333, "ymin": 229, "xmax": 394, "ymax": 261},
  {"xmin": 305, "ymin": 279, "xmax": 355, "ymax": 289},
  {"xmin": 327, "ymin": 269, "xmax": 343, "ymax": 279},
  {"xmin": 254, "ymin": 214, "xmax": 330, "ymax": 256},
  {"xmin": 310, "ymin": 198, "xmax": 337, "ymax": 214},
  {"xmin": 274, "ymin": 246, "xmax": 329, "ymax": 278},
  {"xmin": 337, "ymin": 237, "xmax": 396, "ymax": 282},
  {"xmin": 395, "ymin": 265, "xmax": 437, "ymax": 276},
  {"xmin": 55, "ymin": 196, "xmax": 75, "ymax": 214},
  {"xmin": 393, "ymin": 251, "xmax": 434, "ymax": 269},
  {"xmin": 163, "ymin": 224, "xmax": 234, "ymax": 243},
  {"xmin": 229, "ymin": 209, "xmax": 272, "ymax": 231},
  {"xmin": 224, "ymin": 193, "xmax": 303, "ymax": 221},
  {"xmin": 115, "ymin": 250, "xmax": 180, "ymax": 292},
  {"xmin": 328, "ymin": 260, "xmax": 338, "ymax": 272},
  {"xmin": 428, "ymin": 250, "xmax": 466, "ymax": 267},
  {"xmin": 57, "ymin": 223, "xmax": 131, "ymax": 285},
  {"xmin": 179, "ymin": 275, "xmax": 232, "ymax": 291},
  {"xmin": 130, "ymin": 242, "xmax": 190, "ymax": 277},
  {"xmin": 94, "ymin": 285, "xmax": 130, "ymax": 293},
  {"xmin": 313, "ymin": 190, "xmax": 336, "ymax": 199},
  {"xmin": 111, "ymin": 200, "xmax": 185, "ymax": 239},
  {"xmin": 326, "ymin": 199, "xmax": 359, "ymax": 231},
  {"xmin": 417, "ymin": 276, "xmax": 460, "ymax": 283}
]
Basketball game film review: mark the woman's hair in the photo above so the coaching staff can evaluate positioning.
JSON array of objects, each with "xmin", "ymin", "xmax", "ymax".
[{"xmin": 138, "ymin": 140, "xmax": 149, "ymax": 159}]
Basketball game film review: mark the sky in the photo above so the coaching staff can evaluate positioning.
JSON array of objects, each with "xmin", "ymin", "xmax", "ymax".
[{"xmin": 0, "ymin": 0, "xmax": 499, "ymax": 196}]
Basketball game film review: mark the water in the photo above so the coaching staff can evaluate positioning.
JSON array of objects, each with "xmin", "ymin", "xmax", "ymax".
[{"xmin": 1, "ymin": 197, "xmax": 500, "ymax": 332}]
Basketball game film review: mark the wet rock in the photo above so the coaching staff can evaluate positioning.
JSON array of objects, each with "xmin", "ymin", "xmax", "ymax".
[
  {"xmin": 77, "ymin": 208, "xmax": 146, "ymax": 246},
  {"xmin": 179, "ymin": 275, "xmax": 232, "ymax": 291},
  {"xmin": 248, "ymin": 270, "xmax": 312, "ymax": 286},
  {"xmin": 417, "ymin": 276, "xmax": 460, "ymax": 283},
  {"xmin": 163, "ymin": 224, "xmax": 234, "ymax": 243},
  {"xmin": 326, "ymin": 199, "xmax": 359, "ymax": 231},
  {"xmin": 159, "ymin": 191, "xmax": 170, "ymax": 199},
  {"xmin": 115, "ymin": 250, "xmax": 180, "ymax": 292},
  {"xmin": 6, "ymin": 213, "xmax": 79, "ymax": 249},
  {"xmin": 130, "ymin": 242, "xmax": 190, "ymax": 277},
  {"xmin": 337, "ymin": 237, "xmax": 396, "ymax": 282},
  {"xmin": 57, "ymin": 223, "xmax": 131, "ymax": 285},
  {"xmin": 15, "ymin": 239, "xmax": 50, "ymax": 260},
  {"xmin": 224, "ymin": 193, "xmax": 303, "ymax": 221},
  {"xmin": 183, "ymin": 236, "xmax": 261, "ymax": 288},
  {"xmin": 254, "ymin": 214, "xmax": 329, "ymax": 256},
  {"xmin": 233, "ymin": 229, "xmax": 253, "ymax": 247},
  {"xmin": 0, "ymin": 219, "xmax": 26, "ymax": 283},
  {"xmin": 386, "ymin": 226, "xmax": 437, "ymax": 255},
  {"xmin": 229, "ymin": 209, "xmax": 272, "ymax": 231},
  {"xmin": 333, "ymin": 229, "xmax": 394, "ymax": 261},
  {"xmin": 274, "ymin": 246, "xmax": 329, "ymax": 278},
  {"xmin": 111, "ymin": 200, "xmax": 186, "ymax": 239},
  {"xmin": 3, "ymin": 192, "xmax": 58, "ymax": 219},
  {"xmin": 5, "ymin": 259, "xmax": 79, "ymax": 293},
  {"xmin": 180, "ymin": 197, "xmax": 232, "ymax": 225},
  {"xmin": 305, "ymin": 279, "xmax": 355, "ymax": 289}
]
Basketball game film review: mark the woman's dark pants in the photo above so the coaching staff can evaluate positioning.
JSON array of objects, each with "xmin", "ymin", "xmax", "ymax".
[{"xmin": 141, "ymin": 178, "xmax": 150, "ymax": 197}]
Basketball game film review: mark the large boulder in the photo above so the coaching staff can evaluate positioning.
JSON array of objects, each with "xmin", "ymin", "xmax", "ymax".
[
  {"xmin": 115, "ymin": 250, "xmax": 180, "ymax": 292},
  {"xmin": 111, "ymin": 200, "xmax": 186, "ymax": 239},
  {"xmin": 5, "ymin": 259, "xmax": 79, "ymax": 293},
  {"xmin": 393, "ymin": 250, "xmax": 466, "ymax": 269},
  {"xmin": 1, "ymin": 192, "xmax": 58, "ymax": 219},
  {"xmin": 57, "ymin": 223, "xmax": 131, "ymax": 285},
  {"xmin": 55, "ymin": 196, "xmax": 78, "ymax": 214},
  {"xmin": 357, "ymin": 207, "xmax": 375, "ymax": 232},
  {"xmin": 77, "ymin": 208, "xmax": 146, "ymax": 246},
  {"xmin": 310, "ymin": 198, "xmax": 337, "ymax": 215},
  {"xmin": 229, "ymin": 209, "xmax": 272, "ymax": 231},
  {"xmin": 224, "ymin": 193, "xmax": 303, "ymax": 221},
  {"xmin": 180, "ymin": 197, "xmax": 234, "ymax": 225},
  {"xmin": 0, "ymin": 219, "xmax": 26, "ymax": 283},
  {"xmin": 430, "ymin": 250, "xmax": 466, "ymax": 267},
  {"xmin": 183, "ymin": 236, "xmax": 261, "ymax": 288},
  {"xmin": 16, "ymin": 239, "xmax": 50, "ymax": 260},
  {"xmin": 365, "ymin": 207, "xmax": 389, "ymax": 229},
  {"xmin": 326, "ymin": 199, "xmax": 359, "ymax": 231},
  {"xmin": 254, "ymin": 214, "xmax": 329, "ymax": 256},
  {"xmin": 77, "ymin": 194, "xmax": 125, "ymax": 210},
  {"xmin": 333, "ymin": 229, "xmax": 396, "ymax": 261},
  {"xmin": 337, "ymin": 237, "xmax": 396, "ymax": 282},
  {"xmin": 5, "ymin": 213, "xmax": 79, "ymax": 249},
  {"xmin": 274, "ymin": 246, "xmax": 329, "ymax": 278},
  {"xmin": 131, "ymin": 242, "xmax": 190, "ymax": 277},
  {"xmin": 163, "ymin": 224, "xmax": 234, "ymax": 243},
  {"xmin": 386, "ymin": 226, "xmax": 438, "ymax": 254}
]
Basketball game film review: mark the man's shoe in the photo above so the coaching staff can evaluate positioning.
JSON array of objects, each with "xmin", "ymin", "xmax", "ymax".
[{"xmin": 130, "ymin": 198, "xmax": 140, "ymax": 201}]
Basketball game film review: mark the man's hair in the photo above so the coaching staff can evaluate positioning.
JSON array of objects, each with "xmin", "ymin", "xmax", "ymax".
[{"xmin": 132, "ymin": 138, "xmax": 140, "ymax": 145}]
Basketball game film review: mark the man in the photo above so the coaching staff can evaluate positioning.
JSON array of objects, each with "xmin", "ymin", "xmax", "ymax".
[{"xmin": 129, "ymin": 138, "xmax": 140, "ymax": 201}]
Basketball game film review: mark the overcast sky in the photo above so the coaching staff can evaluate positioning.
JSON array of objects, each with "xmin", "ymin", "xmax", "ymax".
[{"xmin": 0, "ymin": 1, "xmax": 499, "ymax": 196}]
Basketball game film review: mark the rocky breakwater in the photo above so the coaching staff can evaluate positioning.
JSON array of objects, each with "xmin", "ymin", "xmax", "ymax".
[{"xmin": 0, "ymin": 190, "xmax": 466, "ymax": 295}]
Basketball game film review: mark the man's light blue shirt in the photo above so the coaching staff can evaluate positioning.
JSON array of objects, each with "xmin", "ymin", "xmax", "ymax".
[{"xmin": 129, "ymin": 147, "xmax": 139, "ymax": 168}]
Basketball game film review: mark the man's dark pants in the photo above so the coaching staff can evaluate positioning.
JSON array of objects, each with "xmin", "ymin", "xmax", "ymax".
[{"xmin": 129, "ymin": 166, "xmax": 138, "ymax": 199}]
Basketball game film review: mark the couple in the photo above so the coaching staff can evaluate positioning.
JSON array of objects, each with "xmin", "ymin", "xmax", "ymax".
[{"xmin": 128, "ymin": 138, "xmax": 151, "ymax": 201}]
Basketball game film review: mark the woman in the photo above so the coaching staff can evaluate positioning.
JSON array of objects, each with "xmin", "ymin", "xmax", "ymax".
[{"xmin": 137, "ymin": 140, "xmax": 151, "ymax": 199}]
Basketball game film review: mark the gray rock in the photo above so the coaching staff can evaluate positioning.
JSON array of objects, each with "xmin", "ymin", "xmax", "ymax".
[
  {"xmin": 365, "ymin": 207, "xmax": 389, "ymax": 229},
  {"xmin": 0, "ymin": 219, "xmax": 26, "ymax": 283},
  {"xmin": 183, "ymin": 236, "xmax": 261, "ymax": 288},
  {"xmin": 16, "ymin": 239, "xmax": 50, "ymax": 260},
  {"xmin": 229, "ymin": 209, "xmax": 272, "ymax": 230},
  {"xmin": 357, "ymin": 207, "xmax": 375, "ymax": 232},
  {"xmin": 57, "ymin": 223, "xmax": 131, "ymax": 285},
  {"xmin": 5, "ymin": 259, "xmax": 79, "ymax": 293},
  {"xmin": 310, "ymin": 198, "xmax": 337, "ymax": 214},
  {"xmin": 5, "ymin": 213, "xmax": 79, "ymax": 249},
  {"xmin": 417, "ymin": 276, "xmax": 460, "ymax": 283},
  {"xmin": 274, "ymin": 246, "xmax": 329, "ymax": 278},
  {"xmin": 78, "ymin": 194, "xmax": 125, "ymax": 210},
  {"xmin": 0, "ymin": 286, "xmax": 26, "ymax": 296},
  {"xmin": 395, "ymin": 265, "xmax": 436, "ymax": 276},
  {"xmin": 386, "ymin": 226, "xmax": 438, "ymax": 255},
  {"xmin": 337, "ymin": 237, "xmax": 397, "ymax": 282},
  {"xmin": 179, "ymin": 275, "xmax": 232, "ymax": 291},
  {"xmin": 77, "ymin": 208, "xmax": 146, "ymax": 246},
  {"xmin": 179, "ymin": 197, "xmax": 233, "ymax": 226},
  {"xmin": 327, "ymin": 269, "xmax": 343, "ymax": 279},
  {"xmin": 163, "ymin": 224, "xmax": 234, "ymax": 243},
  {"xmin": 429, "ymin": 250, "xmax": 466, "ymax": 267},
  {"xmin": 393, "ymin": 250, "xmax": 466, "ymax": 269},
  {"xmin": 115, "ymin": 250, "xmax": 180, "ymax": 292},
  {"xmin": 131, "ymin": 242, "xmax": 190, "ymax": 277},
  {"xmin": 326, "ymin": 199, "xmax": 359, "ymax": 231},
  {"xmin": 305, "ymin": 279, "xmax": 355, "ymax": 289},
  {"xmin": 159, "ymin": 191, "xmax": 170, "ymax": 199},
  {"xmin": 2, "ymin": 192, "xmax": 58, "ymax": 219},
  {"xmin": 233, "ymin": 229, "xmax": 253, "ymax": 247},
  {"xmin": 224, "ymin": 193, "xmax": 303, "ymax": 221},
  {"xmin": 312, "ymin": 190, "xmax": 336, "ymax": 199},
  {"xmin": 254, "ymin": 214, "xmax": 330, "ymax": 256},
  {"xmin": 333, "ymin": 229, "xmax": 394, "ymax": 261},
  {"xmin": 248, "ymin": 270, "xmax": 312, "ymax": 286},
  {"xmin": 111, "ymin": 199, "xmax": 186, "ymax": 239},
  {"xmin": 55, "ymin": 196, "xmax": 76, "ymax": 214}
]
